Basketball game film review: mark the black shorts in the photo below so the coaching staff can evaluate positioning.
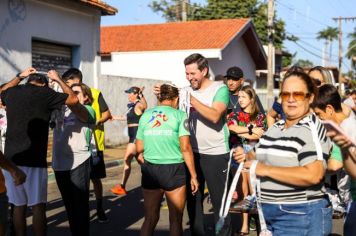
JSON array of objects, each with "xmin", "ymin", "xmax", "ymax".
[
  {"xmin": 90, "ymin": 151, "xmax": 106, "ymax": 179},
  {"xmin": 128, "ymin": 126, "xmax": 138, "ymax": 143},
  {"xmin": 141, "ymin": 161, "xmax": 186, "ymax": 191}
]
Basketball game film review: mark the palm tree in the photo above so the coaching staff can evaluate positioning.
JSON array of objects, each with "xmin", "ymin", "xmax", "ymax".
[
  {"xmin": 346, "ymin": 27, "xmax": 356, "ymax": 64},
  {"xmin": 317, "ymin": 27, "xmax": 339, "ymax": 66}
]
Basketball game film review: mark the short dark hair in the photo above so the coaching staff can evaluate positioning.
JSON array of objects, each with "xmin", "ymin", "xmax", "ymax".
[
  {"xmin": 184, "ymin": 53, "xmax": 209, "ymax": 78},
  {"xmin": 352, "ymin": 90, "xmax": 356, "ymax": 96},
  {"xmin": 27, "ymin": 73, "xmax": 48, "ymax": 86},
  {"xmin": 282, "ymin": 70, "xmax": 317, "ymax": 98},
  {"xmin": 62, "ymin": 68, "xmax": 83, "ymax": 82},
  {"xmin": 312, "ymin": 84, "xmax": 342, "ymax": 112},
  {"xmin": 158, "ymin": 84, "xmax": 179, "ymax": 102}
]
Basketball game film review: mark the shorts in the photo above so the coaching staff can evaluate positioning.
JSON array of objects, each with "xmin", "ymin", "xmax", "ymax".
[
  {"xmin": 0, "ymin": 192, "xmax": 8, "ymax": 225},
  {"xmin": 141, "ymin": 161, "xmax": 186, "ymax": 191},
  {"xmin": 90, "ymin": 151, "xmax": 106, "ymax": 179},
  {"xmin": 128, "ymin": 126, "xmax": 138, "ymax": 144},
  {"xmin": 3, "ymin": 167, "xmax": 47, "ymax": 206}
]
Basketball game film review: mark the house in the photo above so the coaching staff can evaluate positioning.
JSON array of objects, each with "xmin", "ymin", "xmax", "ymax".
[
  {"xmin": 101, "ymin": 19, "xmax": 267, "ymax": 87},
  {"xmin": 0, "ymin": 0, "xmax": 117, "ymax": 87}
]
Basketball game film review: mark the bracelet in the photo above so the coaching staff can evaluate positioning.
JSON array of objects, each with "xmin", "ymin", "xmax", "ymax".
[
  {"xmin": 16, "ymin": 72, "xmax": 26, "ymax": 80},
  {"xmin": 248, "ymin": 124, "xmax": 253, "ymax": 135}
]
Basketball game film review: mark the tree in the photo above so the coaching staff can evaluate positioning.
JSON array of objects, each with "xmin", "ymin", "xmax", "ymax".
[
  {"xmin": 346, "ymin": 28, "xmax": 356, "ymax": 71},
  {"xmin": 149, "ymin": 0, "xmax": 286, "ymax": 48},
  {"xmin": 294, "ymin": 59, "xmax": 314, "ymax": 68},
  {"xmin": 316, "ymin": 26, "xmax": 338, "ymax": 66}
]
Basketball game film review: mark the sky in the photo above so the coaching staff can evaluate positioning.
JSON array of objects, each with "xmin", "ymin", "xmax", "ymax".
[{"xmin": 101, "ymin": 0, "xmax": 356, "ymax": 72}]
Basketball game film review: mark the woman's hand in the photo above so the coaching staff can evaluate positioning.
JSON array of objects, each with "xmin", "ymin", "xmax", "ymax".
[
  {"xmin": 190, "ymin": 177, "xmax": 199, "ymax": 195},
  {"xmin": 252, "ymin": 127, "xmax": 264, "ymax": 138},
  {"xmin": 233, "ymin": 146, "xmax": 246, "ymax": 163},
  {"xmin": 326, "ymin": 130, "xmax": 353, "ymax": 149},
  {"xmin": 243, "ymin": 161, "xmax": 270, "ymax": 177}
]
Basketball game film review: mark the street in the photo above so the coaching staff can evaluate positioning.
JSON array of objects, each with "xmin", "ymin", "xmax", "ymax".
[{"xmin": 22, "ymin": 161, "xmax": 344, "ymax": 235}]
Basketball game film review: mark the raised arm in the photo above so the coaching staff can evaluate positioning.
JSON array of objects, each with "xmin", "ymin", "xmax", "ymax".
[{"xmin": 1, "ymin": 68, "xmax": 37, "ymax": 92}]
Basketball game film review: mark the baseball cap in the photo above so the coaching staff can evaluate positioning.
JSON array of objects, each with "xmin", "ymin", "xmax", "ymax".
[
  {"xmin": 224, "ymin": 66, "xmax": 244, "ymax": 80},
  {"xmin": 125, "ymin": 86, "xmax": 140, "ymax": 94}
]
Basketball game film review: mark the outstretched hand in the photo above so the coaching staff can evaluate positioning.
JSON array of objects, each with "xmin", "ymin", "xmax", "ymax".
[
  {"xmin": 47, "ymin": 70, "xmax": 61, "ymax": 82},
  {"xmin": 19, "ymin": 67, "xmax": 37, "ymax": 78}
]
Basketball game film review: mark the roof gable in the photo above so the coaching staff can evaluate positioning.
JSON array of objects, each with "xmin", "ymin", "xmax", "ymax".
[
  {"xmin": 78, "ymin": 0, "xmax": 117, "ymax": 15},
  {"xmin": 101, "ymin": 19, "xmax": 250, "ymax": 53}
]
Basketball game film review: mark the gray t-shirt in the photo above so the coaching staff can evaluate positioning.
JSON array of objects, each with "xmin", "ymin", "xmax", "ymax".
[
  {"xmin": 52, "ymin": 105, "xmax": 96, "ymax": 171},
  {"xmin": 181, "ymin": 82, "xmax": 230, "ymax": 155}
]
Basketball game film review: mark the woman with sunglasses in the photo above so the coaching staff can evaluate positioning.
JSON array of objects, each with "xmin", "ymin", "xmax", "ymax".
[
  {"xmin": 234, "ymin": 71, "xmax": 332, "ymax": 235},
  {"xmin": 136, "ymin": 84, "xmax": 198, "ymax": 236}
]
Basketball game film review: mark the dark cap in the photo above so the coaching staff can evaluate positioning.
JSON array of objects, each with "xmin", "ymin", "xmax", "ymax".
[
  {"xmin": 224, "ymin": 66, "xmax": 243, "ymax": 80},
  {"xmin": 125, "ymin": 86, "xmax": 140, "ymax": 94}
]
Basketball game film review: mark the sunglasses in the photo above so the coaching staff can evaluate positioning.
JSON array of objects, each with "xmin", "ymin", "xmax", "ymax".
[
  {"xmin": 280, "ymin": 91, "xmax": 310, "ymax": 102},
  {"xmin": 311, "ymin": 78, "xmax": 322, "ymax": 86}
]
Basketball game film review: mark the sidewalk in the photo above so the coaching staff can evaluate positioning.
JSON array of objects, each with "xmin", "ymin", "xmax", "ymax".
[{"xmin": 47, "ymin": 144, "xmax": 128, "ymax": 182}]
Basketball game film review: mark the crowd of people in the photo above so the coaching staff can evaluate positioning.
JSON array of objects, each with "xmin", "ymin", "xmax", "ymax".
[{"xmin": 0, "ymin": 52, "xmax": 355, "ymax": 236}]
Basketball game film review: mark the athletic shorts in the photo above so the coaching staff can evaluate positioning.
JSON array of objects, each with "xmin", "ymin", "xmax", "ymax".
[
  {"xmin": 0, "ymin": 192, "xmax": 8, "ymax": 225},
  {"xmin": 3, "ymin": 167, "xmax": 47, "ymax": 206},
  {"xmin": 90, "ymin": 151, "xmax": 106, "ymax": 179},
  {"xmin": 128, "ymin": 126, "xmax": 138, "ymax": 144},
  {"xmin": 141, "ymin": 161, "xmax": 186, "ymax": 191}
]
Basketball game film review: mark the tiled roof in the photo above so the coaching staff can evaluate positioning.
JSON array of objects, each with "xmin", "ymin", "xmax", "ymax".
[
  {"xmin": 101, "ymin": 19, "xmax": 250, "ymax": 54},
  {"xmin": 78, "ymin": 0, "xmax": 117, "ymax": 15}
]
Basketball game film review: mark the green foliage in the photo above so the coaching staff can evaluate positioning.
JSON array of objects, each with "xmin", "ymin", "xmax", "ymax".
[
  {"xmin": 294, "ymin": 59, "xmax": 313, "ymax": 68},
  {"xmin": 148, "ymin": 0, "xmax": 286, "ymax": 48},
  {"xmin": 282, "ymin": 52, "xmax": 296, "ymax": 68},
  {"xmin": 347, "ymin": 27, "xmax": 356, "ymax": 59},
  {"xmin": 316, "ymin": 27, "xmax": 338, "ymax": 41}
]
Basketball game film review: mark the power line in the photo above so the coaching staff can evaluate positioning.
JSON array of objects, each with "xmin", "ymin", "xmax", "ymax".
[{"xmin": 275, "ymin": 0, "xmax": 330, "ymax": 27}]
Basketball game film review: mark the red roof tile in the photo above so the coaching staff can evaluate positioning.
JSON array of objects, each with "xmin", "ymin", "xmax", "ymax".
[{"xmin": 101, "ymin": 19, "xmax": 250, "ymax": 54}]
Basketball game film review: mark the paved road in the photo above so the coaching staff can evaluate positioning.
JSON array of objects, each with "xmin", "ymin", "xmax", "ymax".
[{"xmin": 23, "ymin": 162, "xmax": 344, "ymax": 235}]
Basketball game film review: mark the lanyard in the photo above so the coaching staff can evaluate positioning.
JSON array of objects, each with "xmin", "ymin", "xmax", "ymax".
[
  {"xmin": 216, "ymin": 149, "xmax": 244, "ymax": 234},
  {"xmin": 250, "ymin": 160, "xmax": 273, "ymax": 236}
]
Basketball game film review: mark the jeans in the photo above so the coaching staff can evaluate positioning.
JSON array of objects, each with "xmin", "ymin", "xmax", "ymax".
[
  {"xmin": 344, "ymin": 201, "xmax": 356, "ymax": 236},
  {"xmin": 261, "ymin": 198, "xmax": 332, "ymax": 236}
]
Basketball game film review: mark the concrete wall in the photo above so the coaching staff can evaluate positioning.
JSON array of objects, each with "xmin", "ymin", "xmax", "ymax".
[
  {"xmin": 0, "ymin": 0, "xmax": 101, "ymax": 87},
  {"xmin": 101, "ymin": 49, "xmax": 223, "ymax": 88},
  {"xmin": 98, "ymin": 75, "xmax": 167, "ymax": 147}
]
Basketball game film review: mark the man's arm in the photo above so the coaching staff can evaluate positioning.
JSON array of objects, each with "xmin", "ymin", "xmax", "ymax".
[
  {"xmin": 0, "ymin": 68, "xmax": 37, "ymax": 92},
  {"xmin": 47, "ymin": 70, "xmax": 78, "ymax": 106},
  {"xmin": 0, "ymin": 152, "xmax": 26, "ymax": 185}
]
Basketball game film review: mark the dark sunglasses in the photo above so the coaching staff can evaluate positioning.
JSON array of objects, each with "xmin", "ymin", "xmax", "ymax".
[
  {"xmin": 311, "ymin": 78, "xmax": 322, "ymax": 86},
  {"xmin": 280, "ymin": 91, "xmax": 310, "ymax": 102}
]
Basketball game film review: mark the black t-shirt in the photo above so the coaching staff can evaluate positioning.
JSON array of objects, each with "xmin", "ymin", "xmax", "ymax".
[
  {"xmin": 1, "ymin": 84, "xmax": 68, "ymax": 167},
  {"xmin": 97, "ymin": 93, "xmax": 108, "ymax": 113}
]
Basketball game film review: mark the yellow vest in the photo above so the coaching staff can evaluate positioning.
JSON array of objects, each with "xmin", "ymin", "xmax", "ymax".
[{"xmin": 91, "ymin": 88, "xmax": 105, "ymax": 151}]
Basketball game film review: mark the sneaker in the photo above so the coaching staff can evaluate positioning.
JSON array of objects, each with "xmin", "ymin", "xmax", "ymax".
[
  {"xmin": 249, "ymin": 217, "xmax": 257, "ymax": 231},
  {"xmin": 111, "ymin": 185, "xmax": 127, "ymax": 195},
  {"xmin": 97, "ymin": 209, "xmax": 109, "ymax": 223}
]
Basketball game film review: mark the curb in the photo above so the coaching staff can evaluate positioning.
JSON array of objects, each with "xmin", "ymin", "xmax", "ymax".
[{"xmin": 48, "ymin": 159, "xmax": 124, "ymax": 183}]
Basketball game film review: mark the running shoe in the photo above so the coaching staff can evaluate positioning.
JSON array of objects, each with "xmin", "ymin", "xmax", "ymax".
[
  {"xmin": 111, "ymin": 185, "xmax": 127, "ymax": 195},
  {"xmin": 97, "ymin": 208, "xmax": 109, "ymax": 224}
]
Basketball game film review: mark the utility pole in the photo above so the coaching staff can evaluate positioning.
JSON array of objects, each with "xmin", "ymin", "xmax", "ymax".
[
  {"xmin": 181, "ymin": 0, "xmax": 188, "ymax": 22},
  {"xmin": 332, "ymin": 16, "xmax": 356, "ymax": 93},
  {"xmin": 267, "ymin": 0, "xmax": 275, "ymax": 109}
]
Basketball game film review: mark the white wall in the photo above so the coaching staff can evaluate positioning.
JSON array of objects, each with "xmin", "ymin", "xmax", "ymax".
[
  {"xmin": 209, "ymin": 37, "xmax": 257, "ymax": 83},
  {"xmin": 101, "ymin": 37, "xmax": 257, "ymax": 88},
  {"xmin": 0, "ymin": 0, "xmax": 101, "ymax": 87},
  {"xmin": 101, "ymin": 49, "xmax": 222, "ymax": 88}
]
